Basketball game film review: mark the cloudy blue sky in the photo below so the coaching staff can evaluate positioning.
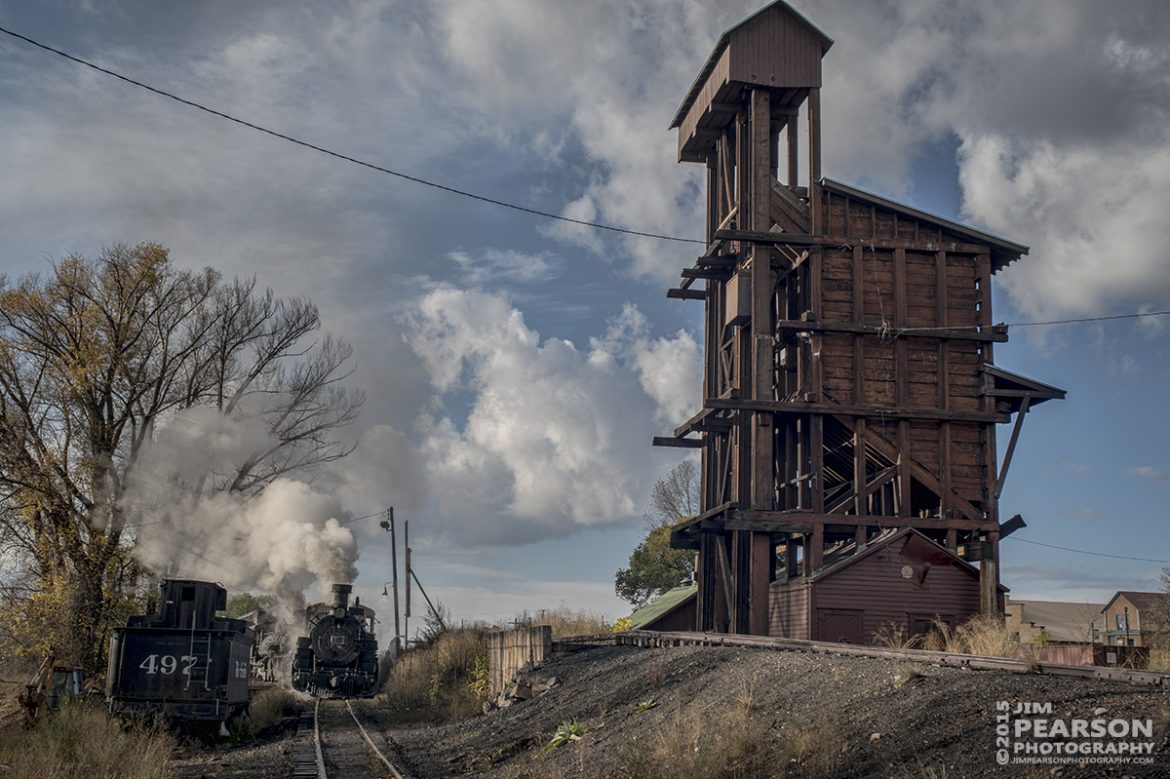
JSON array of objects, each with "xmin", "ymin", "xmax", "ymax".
[{"xmin": 2, "ymin": 0, "xmax": 1169, "ymax": 629}]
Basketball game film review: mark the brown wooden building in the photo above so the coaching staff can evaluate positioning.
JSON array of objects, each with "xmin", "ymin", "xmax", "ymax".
[
  {"xmin": 654, "ymin": 1, "xmax": 1063, "ymax": 638},
  {"xmin": 769, "ymin": 528, "xmax": 1003, "ymax": 643}
]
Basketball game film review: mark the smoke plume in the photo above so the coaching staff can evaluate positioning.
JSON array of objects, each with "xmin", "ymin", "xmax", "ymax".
[{"xmin": 122, "ymin": 406, "xmax": 360, "ymax": 617}]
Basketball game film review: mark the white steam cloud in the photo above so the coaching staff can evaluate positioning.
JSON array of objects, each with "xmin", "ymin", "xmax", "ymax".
[{"xmin": 124, "ymin": 406, "xmax": 359, "ymax": 607}]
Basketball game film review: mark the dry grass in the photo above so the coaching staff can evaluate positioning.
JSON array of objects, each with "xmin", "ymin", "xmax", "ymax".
[
  {"xmin": 1148, "ymin": 649, "xmax": 1170, "ymax": 673},
  {"xmin": 620, "ymin": 704, "xmax": 769, "ymax": 779},
  {"xmin": 243, "ymin": 687, "xmax": 301, "ymax": 736},
  {"xmin": 377, "ymin": 629, "xmax": 489, "ymax": 721},
  {"xmin": 922, "ymin": 616, "xmax": 1019, "ymax": 657},
  {"xmin": 873, "ymin": 622, "xmax": 920, "ymax": 650},
  {"xmin": 877, "ymin": 616, "xmax": 1019, "ymax": 658},
  {"xmin": 0, "ymin": 702, "xmax": 175, "ymax": 779},
  {"xmin": 522, "ymin": 607, "xmax": 610, "ymax": 638},
  {"xmin": 778, "ymin": 718, "xmax": 841, "ymax": 778}
]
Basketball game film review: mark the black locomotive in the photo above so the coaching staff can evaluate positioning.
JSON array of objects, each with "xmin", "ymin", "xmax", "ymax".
[
  {"xmin": 106, "ymin": 579, "xmax": 253, "ymax": 724},
  {"xmin": 291, "ymin": 583, "xmax": 379, "ymax": 698}
]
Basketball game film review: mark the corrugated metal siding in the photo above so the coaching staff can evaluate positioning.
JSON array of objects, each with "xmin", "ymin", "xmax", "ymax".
[
  {"xmin": 768, "ymin": 578, "xmax": 810, "ymax": 639},
  {"xmin": 809, "ymin": 535, "xmax": 981, "ymax": 643}
]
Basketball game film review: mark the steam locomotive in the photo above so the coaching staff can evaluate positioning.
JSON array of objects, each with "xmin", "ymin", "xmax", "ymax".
[
  {"xmin": 291, "ymin": 583, "xmax": 380, "ymax": 698},
  {"xmin": 106, "ymin": 579, "xmax": 253, "ymax": 725}
]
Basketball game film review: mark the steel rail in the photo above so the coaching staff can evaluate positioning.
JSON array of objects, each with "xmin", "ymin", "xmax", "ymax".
[
  {"xmin": 312, "ymin": 699, "xmax": 327, "ymax": 779},
  {"xmin": 345, "ymin": 699, "xmax": 405, "ymax": 779},
  {"xmin": 553, "ymin": 630, "xmax": 1170, "ymax": 687}
]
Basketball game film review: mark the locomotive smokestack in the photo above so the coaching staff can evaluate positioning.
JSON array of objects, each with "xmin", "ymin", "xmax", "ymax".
[{"xmin": 331, "ymin": 583, "xmax": 352, "ymax": 610}]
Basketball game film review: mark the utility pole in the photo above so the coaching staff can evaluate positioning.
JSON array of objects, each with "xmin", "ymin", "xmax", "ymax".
[
  {"xmin": 404, "ymin": 519, "xmax": 411, "ymax": 650},
  {"xmin": 381, "ymin": 507, "xmax": 401, "ymax": 654}
]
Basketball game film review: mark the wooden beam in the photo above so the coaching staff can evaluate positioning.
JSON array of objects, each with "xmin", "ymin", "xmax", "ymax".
[
  {"xmin": 819, "ymin": 236, "xmax": 988, "ymax": 254},
  {"xmin": 731, "ymin": 510, "xmax": 1000, "ymax": 533},
  {"xmin": 668, "ymin": 288, "xmax": 706, "ymax": 301},
  {"xmin": 715, "ymin": 228, "xmax": 816, "ymax": 246},
  {"xmin": 681, "ymin": 268, "xmax": 729, "ymax": 280},
  {"xmin": 774, "ymin": 320, "xmax": 1007, "ymax": 342},
  {"xmin": 992, "ymin": 393, "xmax": 1031, "ymax": 499},
  {"xmin": 841, "ymin": 414, "xmax": 985, "ymax": 524},
  {"xmin": 652, "ymin": 436, "xmax": 704, "ymax": 449},
  {"xmin": 705, "ymin": 397, "xmax": 1007, "ymax": 424},
  {"xmin": 675, "ymin": 407, "xmax": 714, "ymax": 438},
  {"xmin": 695, "ymin": 254, "xmax": 739, "ymax": 268}
]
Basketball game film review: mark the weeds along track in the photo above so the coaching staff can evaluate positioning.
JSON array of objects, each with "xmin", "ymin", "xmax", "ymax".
[{"xmin": 295, "ymin": 698, "xmax": 406, "ymax": 779}]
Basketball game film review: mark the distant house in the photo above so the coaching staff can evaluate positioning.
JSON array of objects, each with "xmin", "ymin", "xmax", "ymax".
[
  {"xmin": 769, "ymin": 527, "xmax": 1005, "ymax": 644},
  {"xmin": 1004, "ymin": 598, "xmax": 1103, "ymax": 646},
  {"xmin": 630, "ymin": 583, "xmax": 697, "ymax": 632},
  {"xmin": 1101, "ymin": 591, "xmax": 1170, "ymax": 648}
]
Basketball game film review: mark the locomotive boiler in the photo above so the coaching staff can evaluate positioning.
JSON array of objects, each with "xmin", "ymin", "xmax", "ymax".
[
  {"xmin": 106, "ymin": 579, "xmax": 253, "ymax": 724},
  {"xmin": 291, "ymin": 583, "xmax": 380, "ymax": 698}
]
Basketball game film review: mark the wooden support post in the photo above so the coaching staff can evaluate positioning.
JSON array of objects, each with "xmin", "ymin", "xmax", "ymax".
[
  {"xmin": 807, "ymin": 88, "xmax": 822, "ymax": 234},
  {"xmin": 713, "ymin": 532, "xmax": 734, "ymax": 632},
  {"xmin": 808, "ymin": 522, "xmax": 824, "ymax": 573},
  {"xmin": 746, "ymin": 88, "xmax": 774, "ymax": 636},
  {"xmin": 750, "ymin": 533, "xmax": 772, "ymax": 635},
  {"xmin": 994, "ymin": 394, "xmax": 1032, "ymax": 499},
  {"xmin": 786, "ymin": 111, "xmax": 799, "ymax": 187},
  {"xmin": 981, "ymin": 530, "xmax": 1001, "ymax": 617},
  {"xmin": 769, "ymin": 124, "xmax": 780, "ymax": 181},
  {"xmin": 750, "ymin": 89, "xmax": 774, "ymax": 511},
  {"xmin": 853, "ymin": 417, "xmax": 867, "ymax": 547}
]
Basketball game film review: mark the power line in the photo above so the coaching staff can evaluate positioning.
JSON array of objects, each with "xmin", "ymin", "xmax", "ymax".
[
  {"xmin": 3, "ymin": 26, "xmax": 1169, "ymax": 331},
  {"xmin": 1009, "ymin": 310, "xmax": 1170, "ymax": 328},
  {"xmin": 1006, "ymin": 536, "xmax": 1170, "ymax": 565},
  {"xmin": 899, "ymin": 309, "xmax": 1170, "ymax": 336},
  {"xmin": 0, "ymin": 24, "xmax": 704, "ymax": 246}
]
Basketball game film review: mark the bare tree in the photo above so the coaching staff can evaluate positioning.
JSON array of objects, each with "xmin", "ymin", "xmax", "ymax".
[
  {"xmin": 647, "ymin": 459, "xmax": 699, "ymax": 527},
  {"xmin": 615, "ymin": 460, "xmax": 700, "ymax": 607},
  {"xmin": 0, "ymin": 244, "xmax": 362, "ymax": 671}
]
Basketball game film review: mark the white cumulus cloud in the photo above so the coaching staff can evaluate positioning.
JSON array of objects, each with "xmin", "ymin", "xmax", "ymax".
[{"xmin": 402, "ymin": 288, "xmax": 699, "ymax": 543}]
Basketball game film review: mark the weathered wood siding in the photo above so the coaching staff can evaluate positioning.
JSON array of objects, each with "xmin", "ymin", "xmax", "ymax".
[
  {"xmin": 809, "ymin": 534, "xmax": 981, "ymax": 643},
  {"xmin": 818, "ymin": 191, "xmax": 996, "ymax": 513},
  {"xmin": 642, "ymin": 599, "xmax": 697, "ymax": 632},
  {"xmin": 728, "ymin": 6, "xmax": 823, "ymax": 89},
  {"xmin": 487, "ymin": 626, "xmax": 551, "ymax": 696},
  {"xmin": 768, "ymin": 578, "xmax": 810, "ymax": 639}
]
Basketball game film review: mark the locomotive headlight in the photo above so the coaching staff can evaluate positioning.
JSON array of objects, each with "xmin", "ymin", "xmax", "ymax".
[{"xmin": 333, "ymin": 607, "xmax": 345, "ymax": 619}]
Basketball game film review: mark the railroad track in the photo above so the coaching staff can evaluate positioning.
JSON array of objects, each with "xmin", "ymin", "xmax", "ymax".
[
  {"xmin": 292, "ymin": 698, "xmax": 406, "ymax": 779},
  {"xmin": 556, "ymin": 629, "xmax": 1170, "ymax": 687}
]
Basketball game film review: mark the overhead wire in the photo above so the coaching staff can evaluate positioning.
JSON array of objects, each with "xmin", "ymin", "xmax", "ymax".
[
  {"xmin": 1, "ymin": 25, "xmax": 1168, "ymax": 331},
  {"xmin": 1005, "ymin": 536, "xmax": 1170, "ymax": 565},
  {"xmin": 0, "ymin": 24, "xmax": 704, "ymax": 246},
  {"xmin": 898, "ymin": 309, "xmax": 1170, "ymax": 336}
]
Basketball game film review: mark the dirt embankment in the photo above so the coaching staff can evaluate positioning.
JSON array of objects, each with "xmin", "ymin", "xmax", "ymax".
[
  {"xmin": 366, "ymin": 644, "xmax": 1170, "ymax": 779},
  {"xmin": 161, "ymin": 643, "xmax": 1170, "ymax": 778}
]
